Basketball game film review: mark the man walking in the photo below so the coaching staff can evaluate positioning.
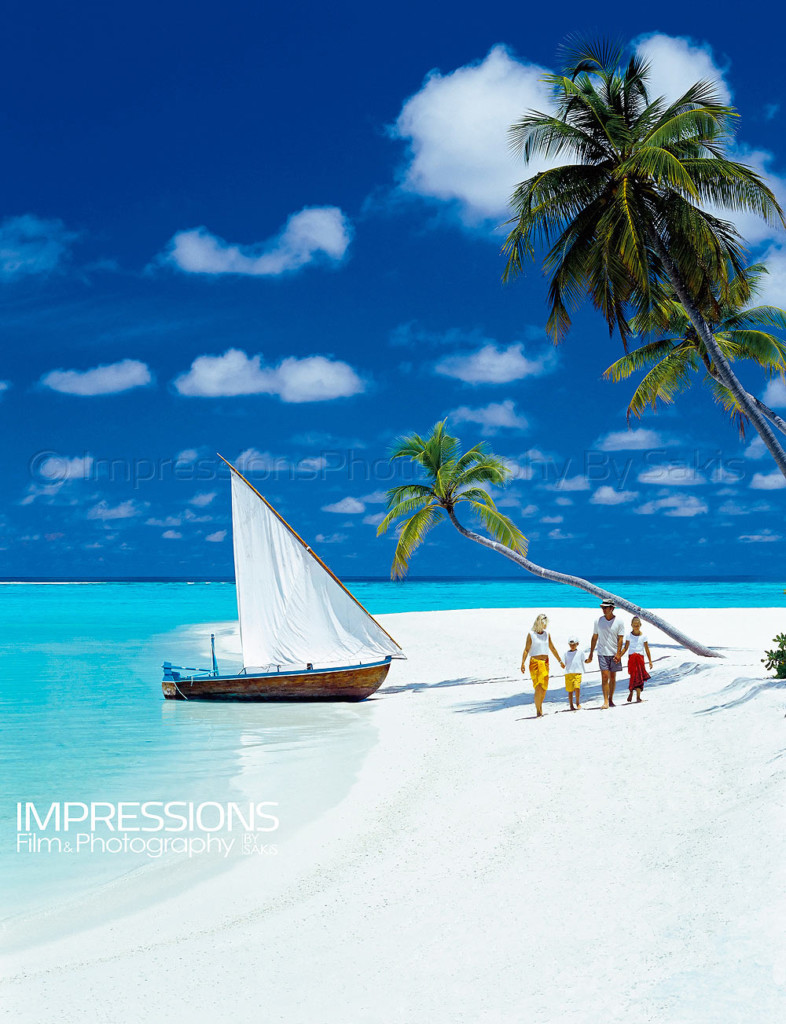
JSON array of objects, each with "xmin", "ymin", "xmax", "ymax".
[{"xmin": 586, "ymin": 600, "xmax": 625, "ymax": 709}]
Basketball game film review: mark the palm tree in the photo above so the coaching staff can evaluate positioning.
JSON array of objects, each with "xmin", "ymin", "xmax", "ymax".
[
  {"xmin": 503, "ymin": 39, "xmax": 786, "ymax": 477},
  {"xmin": 604, "ymin": 264, "xmax": 786, "ymax": 437},
  {"xmin": 377, "ymin": 421, "xmax": 719, "ymax": 658}
]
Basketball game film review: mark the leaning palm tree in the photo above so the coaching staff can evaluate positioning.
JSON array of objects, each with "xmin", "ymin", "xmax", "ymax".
[
  {"xmin": 605, "ymin": 263, "xmax": 786, "ymax": 437},
  {"xmin": 377, "ymin": 421, "xmax": 719, "ymax": 658},
  {"xmin": 503, "ymin": 39, "xmax": 786, "ymax": 477}
]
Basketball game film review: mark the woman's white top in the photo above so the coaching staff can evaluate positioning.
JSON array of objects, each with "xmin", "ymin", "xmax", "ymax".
[
  {"xmin": 626, "ymin": 632, "xmax": 648, "ymax": 655},
  {"xmin": 528, "ymin": 630, "xmax": 550, "ymax": 656},
  {"xmin": 564, "ymin": 649, "xmax": 585, "ymax": 674}
]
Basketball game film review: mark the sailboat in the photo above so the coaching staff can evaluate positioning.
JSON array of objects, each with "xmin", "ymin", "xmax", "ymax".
[{"xmin": 162, "ymin": 455, "xmax": 405, "ymax": 701}]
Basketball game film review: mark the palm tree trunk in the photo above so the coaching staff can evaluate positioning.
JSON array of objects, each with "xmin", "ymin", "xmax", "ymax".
[
  {"xmin": 748, "ymin": 394, "xmax": 786, "ymax": 437},
  {"xmin": 445, "ymin": 508, "xmax": 722, "ymax": 659},
  {"xmin": 706, "ymin": 367, "xmax": 786, "ymax": 437},
  {"xmin": 648, "ymin": 230, "xmax": 786, "ymax": 477}
]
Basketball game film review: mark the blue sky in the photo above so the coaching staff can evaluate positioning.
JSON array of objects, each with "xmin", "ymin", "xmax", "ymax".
[{"xmin": 2, "ymin": 0, "xmax": 786, "ymax": 579}]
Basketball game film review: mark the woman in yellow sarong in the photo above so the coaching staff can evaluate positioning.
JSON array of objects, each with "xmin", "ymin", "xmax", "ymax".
[{"xmin": 521, "ymin": 613, "xmax": 565, "ymax": 717}]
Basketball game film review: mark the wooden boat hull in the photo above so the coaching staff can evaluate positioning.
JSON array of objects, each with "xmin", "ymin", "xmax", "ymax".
[{"xmin": 162, "ymin": 659, "xmax": 391, "ymax": 702}]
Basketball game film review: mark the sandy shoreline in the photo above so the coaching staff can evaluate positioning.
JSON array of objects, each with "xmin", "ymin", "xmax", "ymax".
[{"xmin": 2, "ymin": 606, "xmax": 786, "ymax": 1022}]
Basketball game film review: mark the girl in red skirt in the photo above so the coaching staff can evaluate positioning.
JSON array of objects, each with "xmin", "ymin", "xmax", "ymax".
[{"xmin": 622, "ymin": 617, "xmax": 653, "ymax": 702}]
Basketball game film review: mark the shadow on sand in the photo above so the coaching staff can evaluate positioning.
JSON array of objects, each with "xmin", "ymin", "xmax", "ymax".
[
  {"xmin": 694, "ymin": 676, "xmax": 785, "ymax": 715},
  {"xmin": 455, "ymin": 659, "xmax": 714, "ymax": 715}
]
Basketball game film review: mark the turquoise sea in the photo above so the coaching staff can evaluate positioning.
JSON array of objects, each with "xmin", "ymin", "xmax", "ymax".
[{"xmin": 1, "ymin": 577, "xmax": 783, "ymax": 928}]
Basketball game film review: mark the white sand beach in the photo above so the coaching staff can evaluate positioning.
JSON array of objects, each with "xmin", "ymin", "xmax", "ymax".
[{"xmin": 3, "ymin": 606, "xmax": 786, "ymax": 1023}]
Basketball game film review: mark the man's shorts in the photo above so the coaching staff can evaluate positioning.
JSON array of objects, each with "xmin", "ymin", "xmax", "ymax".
[
  {"xmin": 564, "ymin": 673, "xmax": 581, "ymax": 692},
  {"xmin": 529, "ymin": 657, "xmax": 549, "ymax": 690},
  {"xmin": 598, "ymin": 654, "xmax": 622, "ymax": 673}
]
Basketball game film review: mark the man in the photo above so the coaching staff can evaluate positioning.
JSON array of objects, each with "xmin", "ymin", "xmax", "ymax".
[{"xmin": 586, "ymin": 599, "xmax": 625, "ymax": 709}]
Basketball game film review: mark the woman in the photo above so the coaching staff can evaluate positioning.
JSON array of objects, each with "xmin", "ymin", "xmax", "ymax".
[{"xmin": 521, "ymin": 613, "xmax": 565, "ymax": 718}]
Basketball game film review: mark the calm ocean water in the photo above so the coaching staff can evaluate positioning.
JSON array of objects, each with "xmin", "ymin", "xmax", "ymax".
[{"xmin": 1, "ymin": 577, "xmax": 783, "ymax": 925}]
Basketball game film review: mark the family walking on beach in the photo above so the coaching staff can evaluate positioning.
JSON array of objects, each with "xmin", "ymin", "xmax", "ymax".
[{"xmin": 521, "ymin": 600, "xmax": 653, "ymax": 717}]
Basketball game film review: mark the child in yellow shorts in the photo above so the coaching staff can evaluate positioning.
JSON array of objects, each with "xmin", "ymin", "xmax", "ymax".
[{"xmin": 563, "ymin": 637, "xmax": 584, "ymax": 710}]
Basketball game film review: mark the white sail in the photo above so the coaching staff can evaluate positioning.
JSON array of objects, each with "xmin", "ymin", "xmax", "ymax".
[{"xmin": 230, "ymin": 468, "xmax": 403, "ymax": 670}]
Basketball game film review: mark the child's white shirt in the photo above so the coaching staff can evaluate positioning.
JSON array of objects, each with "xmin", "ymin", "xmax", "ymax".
[
  {"xmin": 564, "ymin": 649, "xmax": 585, "ymax": 674},
  {"xmin": 626, "ymin": 633, "xmax": 648, "ymax": 655}
]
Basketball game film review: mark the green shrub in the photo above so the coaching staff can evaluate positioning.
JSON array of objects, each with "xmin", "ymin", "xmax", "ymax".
[{"xmin": 762, "ymin": 633, "xmax": 786, "ymax": 679}]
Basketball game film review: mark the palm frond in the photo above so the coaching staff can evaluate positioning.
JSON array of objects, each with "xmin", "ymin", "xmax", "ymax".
[
  {"xmin": 389, "ymin": 504, "xmax": 445, "ymax": 580},
  {"xmin": 376, "ymin": 493, "xmax": 435, "ymax": 536},
  {"xmin": 705, "ymin": 375, "xmax": 749, "ymax": 438},
  {"xmin": 468, "ymin": 500, "xmax": 529, "ymax": 555}
]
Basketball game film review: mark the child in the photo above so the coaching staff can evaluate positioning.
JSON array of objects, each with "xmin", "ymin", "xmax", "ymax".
[
  {"xmin": 563, "ymin": 636, "xmax": 584, "ymax": 710},
  {"xmin": 622, "ymin": 617, "xmax": 653, "ymax": 702}
]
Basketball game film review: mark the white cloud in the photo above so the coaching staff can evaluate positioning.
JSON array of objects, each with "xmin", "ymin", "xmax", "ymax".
[
  {"xmin": 387, "ymin": 34, "xmax": 786, "ymax": 252},
  {"xmin": 189, "ymin": 492, "xmax": 216, "ymax": 507},
  {"xmin": 635, "ymin": 494, "xmax": 708, "ymax": 517},
  {"xmin": 146, "ymin": 516, "xmax": 182, "ymax": 527},
  {"xmin": 0, "ymin": 214, "xmax": 77, "ymax": 280},
  {"xmin": 434, "ymin": 342, "xmax": 555, "ymax": 384},
  {"xmin": 449, "ymin": 399, "xmax": 527, "ymax": 435},
  {"xmin": 634, "ymin": 34, "xmax": 731, "ymax": 106},
  {"xmin": 595, "ymin": 428, "xmax": 668, "ymax": 451},
  {"xmin": 0, "ymin": 381, "xmax": 9, "ymax": 395},
  {"xmin": 176, "ymin": 448, "xmax": 201, "ymax": 464},
  {"xmin": 719, "ymin": 500, "xmax": 771, "ymax": 515},
  {"xmin": 744, "ymin": 437, "xmax": 767, "ymax": 461},
  {"xmin": 162, "ymin": 529, "xmax": 182, "ymax": 540},
  {"xmin": 41, "ymin": 359, "xmax": 152, "ymax": 396},
  {"xmin": 541, "ymin": 515, "xmax": 563, "ymax": 523},
  {"xmin": 389, "ymin": 36, "xmax": 736, "ymax": 230},
  {"xmin": 315, "ymin": 532, "xmax": 347, "ymax": 544},
  {"xmin": 38, "ymin": 454, "xmax": 94, "ymax": 482},
  {"xmin": 739, "ymin": 530, "xmax": 781, "ymax": 543},
  {"xmin": 708, "ymin": 148, "xmax": 786, "ymax": 247},
  {"xmin": 553, "ymin": 476, "xmax": 589, "ymax": 492},
  {"xmin": 544, "ymin": 475, "xmax": 591, "ymax": 493},
  {"xmin": 362, "ymin": 512, "xmax": 386, "ymax": 527},
  {"xmin": 547, "ymin": 528, "xmax": 575, "ymax": 540},
  {"xmin": 638, "ymin": 465, "xmax": 706, "ymax": 486},
  {"xmin": 184, "ymin": 510, "xmax": 212, "ymax": 523},
  {"xmin": 20, "ymin": 484, "xmax": 69, "ymax": 506},
  {"xmin": 161, "ymin": 207, "xmax": 352, "ymax": 276},
  {"xmin": 205, "ymin": 530, "xmax": 227, "ymax": 543},
  {"xmin": 362, "ymin": 490, "xmax": 389, "ymax": 504},
  {"xmin": 232, "ymin": 448, "xmax": 329, "ymax": 476},
  {"xmin": 174, "ymin": 349, "xmax": 365, "ymax": 402},
  {"xmin": 710, "ymin": 465, "xmax": 745, "ymax": 485},
  {"xmin": 235, "ymin": 448, "xmax": 283, "ymax": 473},
  {"xmin": 590, "ymin": 486, "xmax": 639, "ymax": 505},
  {"xmin": 87, "ymin": 500, "xmax": 144, "ymax": 521},
  {"xmin": 750, "ymin": 471, "xmax": 786, "ymax": 490},
  {"xmin": 762, "ymin": 377, "xmax": 786, "ymax": 409},
  {"xmin": 323, "ymin": 497, "xmax": 365, "ymax": 514},
  {"xmin": 22, "ymin": 454, "xmax": 94, "ymax": 506},
  {"xmin": 391, "ymin": 45, "xmax": 555, "ymax": 224},
  {"xmin": 750, "ymin": 244, "xmax": 786, "ymax": 305}
]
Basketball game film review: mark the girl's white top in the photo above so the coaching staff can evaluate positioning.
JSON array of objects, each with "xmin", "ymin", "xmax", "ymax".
[
  {"xmin": 626, "ymin": 632, "xmax": 648, "ymax": 655},
  {"xmin": 528, "ymin": 630, "xmax": 550, "ymax": 656},
  {"xmin": 564, "ymin": 649, "xmax": 585, "ymax": 674}
]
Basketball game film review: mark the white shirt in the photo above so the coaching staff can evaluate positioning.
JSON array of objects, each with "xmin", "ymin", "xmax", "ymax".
[
  {"xmin": 594, "ymin": 616, "xmax": 625, "ymax": 656},
  {"xmin": 528, "ymin": 630, "xmax": 550, "ymax": 656},
  {"xmin": 564, "ymin": 649, "xmax": 585, "ymax": 674},
  {"xmin": 626, "ymin": 632, "xmax": 648, "ymax": 655}
]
